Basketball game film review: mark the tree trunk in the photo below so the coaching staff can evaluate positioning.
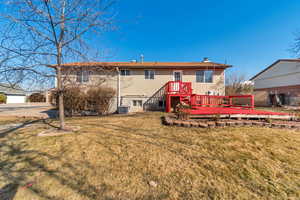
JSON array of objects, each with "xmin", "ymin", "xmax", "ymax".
[
  {"xmin": 57, "ymin": 0, "xmax": 66, "ymax": 130},
  {"xmin": 57, "ymin": 66, "xmax": 65, "ymax": 130}
]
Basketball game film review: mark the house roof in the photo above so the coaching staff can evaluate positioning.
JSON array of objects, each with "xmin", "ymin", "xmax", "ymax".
[
  {"xmin": 49, "ymin": 61, "xmax": 231, "ymax": 70},
  {"xmin": 0, "ymin": 83, "xmax": 26, "ymax": 95},
  {"xmin": 250, "ymin": 59, "xmax": 300, "ymax": 81}
]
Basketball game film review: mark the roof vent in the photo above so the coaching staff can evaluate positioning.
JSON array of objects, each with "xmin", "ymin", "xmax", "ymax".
[{"xmin": 203, "ymin": 57, "xmax": 210, "ymax": 63}]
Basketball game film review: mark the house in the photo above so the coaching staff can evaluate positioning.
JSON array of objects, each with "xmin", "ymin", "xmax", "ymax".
[
  {"xmin": 0, "ymin": 83, "xmax": 26, "ymax": 104},
  {"xmin": 54, "ymin": 58, "xmax": 231, "ymax": 112},
  {"xmin": 250, "ymin": 59, "xmax": 300, "ymax": 106}
]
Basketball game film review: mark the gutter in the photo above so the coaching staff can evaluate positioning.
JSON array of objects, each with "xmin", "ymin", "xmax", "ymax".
[{"xmin": 116, "ymin": 67, "xmax": 121, "ymax": 107}]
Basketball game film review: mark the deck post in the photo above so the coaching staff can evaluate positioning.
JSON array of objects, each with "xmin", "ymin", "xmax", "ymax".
[
  {"xmin": 166, "ymin": 95, "xmax": 171, "ymax": 113},
  {"xmin": 251, "ymin": 95, "xmax": 254, "ymax": 109}
]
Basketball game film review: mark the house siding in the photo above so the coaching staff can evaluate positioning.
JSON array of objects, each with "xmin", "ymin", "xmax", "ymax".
[
  {"xmin": 252, "ymin": 61, "xmax": 300, "ymax": 106},
  {"xmin": 62, "ymin": 67, "xmax": 225, "ymax": 112}
]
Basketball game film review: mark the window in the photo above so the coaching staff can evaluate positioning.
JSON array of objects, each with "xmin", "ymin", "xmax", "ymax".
[
  {"xmin": 133, "ymin": 100, "xmax": 143, "ymax": 107},
  {"xmin": 76, "ymin": 70, "xmax": 89, "ymax": 83},
  {"xmin": 82, "ymin": 71, "xmax": 89, "ymax": 82},
  {"xmin": 196, "ymin": 70, "xmax": 213, "ymax": 83},
  {"xmin": 174, "ymin": 71, "xmax": 182, "ymax": 81},
  {"xmin": 120, "ymin": 69, "xmax": 130, "ymax": 76},
  {"xmin": 144, "ymin": 70, "xmax": 155, "ymax": 79}
]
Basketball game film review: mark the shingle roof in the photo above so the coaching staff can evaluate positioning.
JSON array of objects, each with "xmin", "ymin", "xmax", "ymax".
[
  {"xmin": 49, "ymin": 61, "xmax": 231, "ymax": 69},
  {"xmin": 250, "ymin": 59, "xmax": 300, "ymax": 81},
  {"xmin": 0, "ymin": 83, "xmax": 26, "ymax": 95}
]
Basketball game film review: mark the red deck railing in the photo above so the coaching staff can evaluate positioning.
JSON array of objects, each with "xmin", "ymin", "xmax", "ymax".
[
  {"xmin": 164, "ymin": 81, "xmax": 254, "ymax": 113},
  {"xmin": 190, "ymin": 94, "xmax": 254, "ymax": 109},
  {"xmin": 165, "ymin": 81, "xmax": 192, "ymax": 94}
]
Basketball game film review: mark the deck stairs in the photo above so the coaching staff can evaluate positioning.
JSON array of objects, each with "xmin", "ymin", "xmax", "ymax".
[{"xmin": 143, "ymin": 84, "xmax": 167, "ymax": 111}]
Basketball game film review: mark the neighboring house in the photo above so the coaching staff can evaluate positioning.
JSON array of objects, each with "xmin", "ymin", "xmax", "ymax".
[
  {"xmin": 54, "ymin": 58, "xmax": 231, "ymax": 112},
  {"xmin": 250, "ymin": 59, "xmax": 300, "ymax": 106},
  {"xmin": 0, "ymin": 83, "xmax": 26, "ymax": 104}
]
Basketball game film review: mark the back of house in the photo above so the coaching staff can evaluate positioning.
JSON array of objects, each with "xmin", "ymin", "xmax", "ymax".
[
  {"xmin": 251, "ymin": 59, "xmax": 300, "ymax": 106},
  {"xmin": 56, "ymin": 58, "xmax": 230, "ymax": 113}
]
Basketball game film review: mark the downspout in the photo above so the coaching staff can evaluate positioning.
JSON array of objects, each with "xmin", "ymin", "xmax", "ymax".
[
  {"xmin": 116, "ymin": 67, "xmax": 121, "ymax": 107},
  {"xmin": 223, "ymin": 70, "xmax": 226, "ymax": 95}
]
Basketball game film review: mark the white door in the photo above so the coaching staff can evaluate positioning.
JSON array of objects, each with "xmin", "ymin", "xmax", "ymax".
[
  {"xmin": 6, "ymin": 95, "xmax": 26, "ymax": 104},
  {"xmin": 173, "ymin": 70, "xmax": 182, "ymax": 92}
]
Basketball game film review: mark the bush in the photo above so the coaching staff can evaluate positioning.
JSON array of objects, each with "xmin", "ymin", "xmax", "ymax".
[
  {"xmin": 63, "ymin": 87, "xmax": 86, "ymax": 116},
  {"xmin": 29, "ymin": 93, "xmax": 46, "ymax": 102},
  {"xmin": 86, "ymin": 87, "xmax": 116, "ymax": 115},
  {"xmin": 175, "ymin": 102, "xmax": 191, "ymax": 120},
  {"xmin": 0, "ymin": 94, "xmax": 6, "ymax": 104},
  {"xmin": 51, "ymin": 86, "xmax": 115, "ymax": 116}
]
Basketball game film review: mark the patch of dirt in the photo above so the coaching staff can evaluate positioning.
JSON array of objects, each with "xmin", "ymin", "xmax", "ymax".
[{"xmin": 37, "ymin": 126, "xmax": 81, "ymax": 137}]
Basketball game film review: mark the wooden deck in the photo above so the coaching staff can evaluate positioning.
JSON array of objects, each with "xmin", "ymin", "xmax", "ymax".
[
  {"xmin": 187, "ymin": 107, "xmax": 294, "ymax": 120},
  {"xmin": 164, "ymin": 81, "xmax": 293, "ymax": 120}
]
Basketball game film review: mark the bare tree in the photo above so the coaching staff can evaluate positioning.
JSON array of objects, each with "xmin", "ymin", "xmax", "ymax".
[
  {"xmin": 225, "ymin": 71, "xmax": 253, "ymax": 95},
  {"xmin": 0, "ymin": 0, "xmax": 116, "ymax": 129}
]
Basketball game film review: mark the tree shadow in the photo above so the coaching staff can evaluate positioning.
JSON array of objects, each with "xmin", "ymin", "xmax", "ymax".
[
  {"xmin": 0, "ymin": 119, "xmax": 42, "ymax": 138},
  {"xmin": 0, "ymin": 183, "xmax": 18, "ymax": 200},
  {"xmin": 0, "ymin": 118, "xmax": 172, "ymax": 199},
  {"xmin": 41, "ymin": 108, "xmax": 58, "ymax": 119}
]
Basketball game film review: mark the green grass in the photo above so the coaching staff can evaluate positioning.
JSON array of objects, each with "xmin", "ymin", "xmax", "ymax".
[{"xmin": 0, "ymin": 112, "xmax": 299, "ymax": 200}]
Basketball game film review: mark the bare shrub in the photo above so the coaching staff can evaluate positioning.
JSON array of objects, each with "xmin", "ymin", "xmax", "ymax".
[
  {"xmin": 175, "ymin": 103, "xmax": 191, "ymax": 120},
  {"xmin": 52, "ymin": 87, "xmax": 86, "ymax": 116},
  {"xmin": 63, "ymin": 87, "xmax": 87, "ymax": 116},
  {"xmin": 225, "ymin": 72, "xmax": 253, "ymax": 95},
  {"xmin": 0, "ymin": 94, "xmax": 6, "ymax": 104},
  {"xmin": 86, "ymin": 87, "xmax": 116, "ymax": 115},
  {"xmin": 29, "ymin": 93, "xmax": 46, "ymax": 102}
]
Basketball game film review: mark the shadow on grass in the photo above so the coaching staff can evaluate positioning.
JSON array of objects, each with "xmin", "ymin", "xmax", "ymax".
[
  {"xmin": 0, "ymin": 119, "xmax": 42, "ymax": 138},
  {"xmin": 0, "ymin": 183, "xmax": 18, "ymax": 200},
  {"xmin": 0, "ymin": 118, "xmax": 171, "ymax": 200}
]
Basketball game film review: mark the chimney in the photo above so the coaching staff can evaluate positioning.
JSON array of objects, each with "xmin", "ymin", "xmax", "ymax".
[
  {"xmin": 203, "ymin": 57, "xmax": 210, "ymax": 62},
  {"xmin": 140, "ymin": 54, "xmax": 144, "ymax": 63}
]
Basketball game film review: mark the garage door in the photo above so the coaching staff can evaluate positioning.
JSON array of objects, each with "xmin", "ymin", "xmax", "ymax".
[{"xmin": 6, "ymin": 95, "xmax": 26, "ymax": 104}]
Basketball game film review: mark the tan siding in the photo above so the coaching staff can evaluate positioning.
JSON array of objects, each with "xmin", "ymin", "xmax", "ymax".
[
  {"xmin": 120, "ymin": 69, "xmax": 225, "ymax": 96},
  {"xmin": 62, "ymin": 68, "xmax": 226, "ymax": 112},
  {"xmin": 253, "ymin": 61, "xmax": 300, "ymax": 89}
]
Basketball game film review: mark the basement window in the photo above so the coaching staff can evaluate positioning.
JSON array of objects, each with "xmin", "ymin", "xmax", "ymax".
[
  {"xmin": 196, "ymin": 70, "xmax": 213, "ymax": 83},
  {"xmin": 133, "ymin": 100, "xmax": 143, "ymax": 107},
  {"xmin": 120, "ymin": 69, "xmax": 130, "ymax": 76}
]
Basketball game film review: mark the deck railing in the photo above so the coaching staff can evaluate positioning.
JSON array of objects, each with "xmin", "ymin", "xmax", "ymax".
[
  {"xmin": 165, "ymin": 81, "xmax": 192, "ymax": 94},
  {"xmin": 190, "ymin": 94, "xmax": 254, "ymax": 109}
]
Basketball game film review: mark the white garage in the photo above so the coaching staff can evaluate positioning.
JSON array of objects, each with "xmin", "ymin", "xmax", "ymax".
[
  {"xmin": 6, "ymin": 94, "xmax": 26, "ymax": 104},
  {"xmin": 0, "ymin": 83, "xmax": 26, "ymax": 104}
]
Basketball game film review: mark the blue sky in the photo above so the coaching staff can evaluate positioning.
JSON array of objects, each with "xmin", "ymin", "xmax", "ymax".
[{"xmin": 98, "ymin": 0, "xmax": 300, "ymax": 79}]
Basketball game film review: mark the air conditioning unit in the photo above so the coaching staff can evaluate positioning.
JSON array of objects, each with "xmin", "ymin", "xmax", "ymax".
[{"xmin": 118, "ymin": 106, "xmax": 130, "ymax": 114}]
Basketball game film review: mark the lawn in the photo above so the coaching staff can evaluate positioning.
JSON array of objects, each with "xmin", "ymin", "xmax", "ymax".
[{"xmin": 0, "ymin": 113, "xmax": 299, "ymax": 200}]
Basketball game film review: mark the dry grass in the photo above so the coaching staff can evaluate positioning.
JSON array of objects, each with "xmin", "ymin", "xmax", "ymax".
[
  {"xmin": 0, "ymin": 112, "xmax": 299, "ymax": 200},
  {"xmin": 256, "ymin": 106, "xmax": 300, "ymax": 115},
  {"xmin": 0, "ymin": 116, "xmax": 37, "ymax": 125}
]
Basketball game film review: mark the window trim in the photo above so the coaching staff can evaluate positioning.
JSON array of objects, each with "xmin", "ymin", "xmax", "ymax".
[
  {"xmin": 196, "ymin": 70, "xmax": 213, "ymax": 83},
  {"xmin": 144, "ymin": 69, "xmax": 155, "ymax": 80},
  {"xmin": 120, "ymin": 69, "xmax": 131, "ymax": 76},
  {"xmin": 133, "ymin": 100, "xmax": 143, "ymax": 107},
  {"xmin": 173, "ymin": 70, "xmax": 183, "ymax": 81},
  {"xmin": 76, "ymin": 70, "xmax": 89, "ymax": 83}
]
